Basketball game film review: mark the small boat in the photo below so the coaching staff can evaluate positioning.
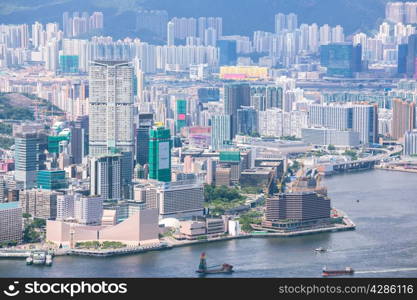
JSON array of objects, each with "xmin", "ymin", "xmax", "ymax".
[
  {"xmin": 26, "ymin": 256, "xmax": 33, "ymax": 265},
  {"xmin": 196, "ymin": 252, "xmax": 234, "ymax": 275},
  {"xmin": 315, "ymin": 247, "xmax": 327, "ymax": 252},
  {"xmin": 45, "ymin": 254, "xmax": 53, "ymax": 266},
  {"xmin": 322, "ymin": 267, "xmax": 354, "ymax": 277}
]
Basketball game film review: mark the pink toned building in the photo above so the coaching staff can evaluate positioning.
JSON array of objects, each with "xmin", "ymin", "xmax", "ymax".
[
  {"xmin": 46, "ymin": 208, "xmax": 159, "ymax": 247},
  {"xmin": 183, "ymin": 155, "xmax": 194, "ymax": 173}
]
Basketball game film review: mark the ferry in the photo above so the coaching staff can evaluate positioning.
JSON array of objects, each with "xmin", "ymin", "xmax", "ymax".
[
  {"xmin": 26, "ymin": 251, "xmax": 53, "ymax": 266},
  {"xmin": 322, "ymin": 267, "xmax": 354, "ymax": 277},
  {"xmin": 196, "ymin": 252, "xmax": 234, "ymax": 275}
]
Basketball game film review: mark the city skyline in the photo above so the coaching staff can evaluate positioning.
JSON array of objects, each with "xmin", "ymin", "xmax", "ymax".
[{"xmin": 0, "ymin": 1, "xmax": 417, "ymax": 291}]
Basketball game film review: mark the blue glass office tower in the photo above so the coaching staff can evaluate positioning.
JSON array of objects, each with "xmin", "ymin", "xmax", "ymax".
[{"xmin": 218, "ymin": 40, "xmax": 237, "ymax": 66}]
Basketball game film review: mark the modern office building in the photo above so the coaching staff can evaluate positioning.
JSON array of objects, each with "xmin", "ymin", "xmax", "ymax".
[
  {"xmin": 320, "ymin": 43, "xmax": 362, "ymax": 77},
  {"xmin": 59, "ymin": 55, "xmax": 79, "ymax": 73},
  {"xmin": 218, "ymin": 39, "xmax": 237, "ymax": 65},
  {"xmin": 398, "ymin": 44, "xmax": 408, "ymax": 74},
  {"xmin": 90, "ymin": 154, "xmax": 122, "ymax": 201},
  {"xmin": 211, "ymin": 114, "xmax": 232, "ymax": 151},
  {"xmin": 14, "ymin": 132, "xmax": 39, "ymax": 189},
  {"xmin": 37, "ymin": 170, "xmax": 67, "ymax": 190},
  {"xmin": 148, "ymin": 126, "xmax": 172, "ymax": 182},
  {"xmin": 236, "ymin": 106, "xmax": 258, "ymax": 136},
  {"xmin": 70, "ymin": 115, "xmax": 89, "ymax": 164},
  {"xmin": 406, "ymin": 34, "xmax": 417, "ymax": 78},
  {"xmin": 136, "ymin": 113, "xmax": 154, "ymax": 166},
  {"xmin": 88, "ymin": 60, "xmax": 134, "ymax": 157},
  {"xmin": 175, "ymin": 99, "xmax": 187, "ymax": 134},
  {"xmin": 392, "ymin": 98, "xmax": 415, "ymax": 140},
  {"xmin": 0, "ymin": 202, "xmax": 22, "ymax": 243},
  {"xmin": 224, "ymin": 83, "xmax": 251, "ymax": 137}
]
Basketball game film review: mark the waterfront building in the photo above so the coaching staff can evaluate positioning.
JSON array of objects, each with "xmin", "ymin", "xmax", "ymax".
[
  {"xmin": 308, "ymin": 103, "xmax": 378, "ymax": 145},
  {"xmin": 0, "ymin": 202, "xmax": 22, "ymax": 243},
  {"xmin": 148, "ymin": 126, "xmax": 172, "ymax": 182},
  {"xmin": 302, "ymin": 128, "xmax": 360, "ymax": 147},
  {"xmin": 265, "ymin": 192, "xmax": 330, "ymax": 222},
  {"xmin": 404, "ymin": 129, "xmax": 417, "ymax": 156},
  {"xmin": 46, "ymin": 207, "xmax": 159, "ymax": 247},
  {"xmin": 392, "ymin": 98, "xmax": 415, "ymax": 140}
]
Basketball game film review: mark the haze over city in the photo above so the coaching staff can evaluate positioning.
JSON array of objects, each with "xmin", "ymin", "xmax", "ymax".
[{"xmin": 0, "ymin": 1, "xmax": 417, "ymax": 291}]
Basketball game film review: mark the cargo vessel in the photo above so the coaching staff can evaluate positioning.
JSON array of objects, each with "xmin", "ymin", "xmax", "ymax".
[
  {"xmin": 322, "ymin": 267, "xmax": 354, "ymax": 277},
  {"xmin": 196, "ymin": 252, "xmax": 234, "ymax": 275}
]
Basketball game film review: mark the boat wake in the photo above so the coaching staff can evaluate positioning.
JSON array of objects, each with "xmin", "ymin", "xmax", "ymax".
[{"xmin": 356, "ymin": 267, "xmax": 417, "ymax": 274}]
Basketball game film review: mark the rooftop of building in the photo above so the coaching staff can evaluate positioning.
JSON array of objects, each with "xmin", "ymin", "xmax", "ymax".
[
  {"xmin": 91, "ymin": 60, "xmax": 129, "ymax": 66},
  {"xmin": 0, "ymin": 201, "xmax": 20, "ymax": 210}
]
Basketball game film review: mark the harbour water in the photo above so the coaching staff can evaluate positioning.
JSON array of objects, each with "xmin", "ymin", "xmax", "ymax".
[{"xmin": 1, "ymin": 169, "xmax": 417, "ymax": 278}]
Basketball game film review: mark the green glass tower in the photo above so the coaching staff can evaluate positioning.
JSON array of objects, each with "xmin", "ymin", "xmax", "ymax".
[
  {"xmin": 37, "ymin": 170, "xmax": 68, "ymax": 190},
  {"xmin": 175, "ymin": 99, "xmax": 187, "ymax": 134},
  {"xmin": 148, "ymin": 127, "xmax": 172, "ymax": 182}
]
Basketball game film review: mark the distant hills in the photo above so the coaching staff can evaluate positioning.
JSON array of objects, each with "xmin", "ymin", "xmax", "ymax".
[{"xmin": 0, "ymin": 0, "xmax": 391, "ymax": 38}]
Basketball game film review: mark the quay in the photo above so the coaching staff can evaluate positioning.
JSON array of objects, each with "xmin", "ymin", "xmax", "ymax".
[
  {"xmin": 164, "ymin": 210, "xmax": 355, "ymax": 248},
  {"xmin": 0, "ymin": 249, "xmax": 32, "ymax": 258},
  {"xmin": 1, "ymin": 210, "xmax": 355, "ymax": 258},
  {"xmin": 67, "ymin": 243, "xmax": 172, "ymax": 257}
]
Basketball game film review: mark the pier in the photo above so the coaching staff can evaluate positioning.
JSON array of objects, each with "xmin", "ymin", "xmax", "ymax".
[{"xmin": 67, "ymin": 243, "xmax": 172, "ymax": 257}]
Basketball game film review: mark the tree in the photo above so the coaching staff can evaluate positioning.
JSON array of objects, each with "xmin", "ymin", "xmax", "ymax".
[{"xmin": 328, "ymin": 144, "xmax": 336, "ymax": 151}]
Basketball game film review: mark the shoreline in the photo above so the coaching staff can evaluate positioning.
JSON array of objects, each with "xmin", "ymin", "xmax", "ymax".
[{"xmin": 1, "ymin": 211, "xmax": 355, "ymax": 259}]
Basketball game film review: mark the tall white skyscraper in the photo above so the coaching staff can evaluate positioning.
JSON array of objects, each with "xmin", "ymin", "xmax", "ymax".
[
  {"xmin": 319, "ymin": 24, "xmax": 331, "ymax": 45},
  {"xmin": 331, "ymin": 25, "xmax": 344, "ymax": 43},
  {"xmin": 275, "ymin": 13, "xmax": 286, "ymax": 34},
  {"xmin": 167, "ymin": 21, "xmax": 175, "ymax": 46},
  {"xmin": 286, "ymin": 13, "xmax": 298, "ymax": 31},
  {"xmin": 88, "ymin": 61, "xmax": 134, "ymax": 156}
]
